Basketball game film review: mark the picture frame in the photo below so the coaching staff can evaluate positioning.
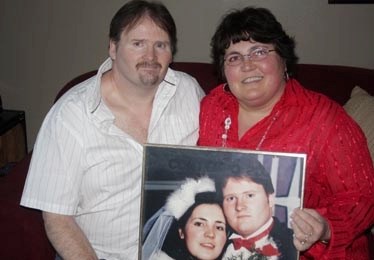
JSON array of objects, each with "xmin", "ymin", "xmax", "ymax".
[
  {"xmin": 139, "ymin": 144, "xmax": 306, "ymax": 260},
  {"xmin": 328, "ymin": 0, "xmax": 374, "ymax": 3}
]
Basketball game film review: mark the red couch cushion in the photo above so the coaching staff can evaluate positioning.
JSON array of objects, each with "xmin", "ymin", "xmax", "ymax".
[{"xmin": 0, "ymin": 154, "xmax": 55, "ymax": 260}]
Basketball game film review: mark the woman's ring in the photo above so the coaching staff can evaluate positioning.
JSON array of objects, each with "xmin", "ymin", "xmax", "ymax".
[
  {"xmin": 304, "ymin": 232, "xmax": 313, "ymax": 240},
  {"xmin": 300, "ymin": 232, "xmax": 312, "ymax": 245}
]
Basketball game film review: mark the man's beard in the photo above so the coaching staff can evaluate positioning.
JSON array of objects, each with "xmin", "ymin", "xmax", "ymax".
[{"xmin": 136, "ymin": 61, "xmax": 162, "ymax": 86}]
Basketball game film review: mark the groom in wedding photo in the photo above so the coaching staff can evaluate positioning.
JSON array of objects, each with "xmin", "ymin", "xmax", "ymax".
[{"xmin": 214, "ymin": 156, "xmax": 296, "ymax": 260}]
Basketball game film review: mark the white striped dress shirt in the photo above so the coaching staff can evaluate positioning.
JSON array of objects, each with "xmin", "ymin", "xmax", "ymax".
[{"xmin": 20, "ymin": 58, "xmax": 205, "ymax": 259}]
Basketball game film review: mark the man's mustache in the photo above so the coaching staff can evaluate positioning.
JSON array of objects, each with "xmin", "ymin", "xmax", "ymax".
[{"xmin": 136, "ymin": 62, "xmax": 161, "ymax": 69}]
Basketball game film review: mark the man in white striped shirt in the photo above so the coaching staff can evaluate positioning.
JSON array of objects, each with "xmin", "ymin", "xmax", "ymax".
[{"xmin": 20, "ymin": 1, "xmax": 204, "ymax": 259}]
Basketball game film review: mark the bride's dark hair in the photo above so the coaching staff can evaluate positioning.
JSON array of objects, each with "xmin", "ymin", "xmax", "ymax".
[{"xmin": 162, "ymin": 191, "xmax": 226, "ymax": 260}]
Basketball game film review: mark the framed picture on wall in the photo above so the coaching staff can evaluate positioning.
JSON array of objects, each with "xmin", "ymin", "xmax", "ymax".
[
  {"xmin": 329, "ymin": 0, "xmax": 374, "ymax": 3},
  {"xmin": 139, "ymin": 144, "xmax": 306, "ymax": 260}
]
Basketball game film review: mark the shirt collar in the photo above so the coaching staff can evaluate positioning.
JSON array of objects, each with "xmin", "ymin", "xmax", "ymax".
[
  {"xmin": 88, "ymin": 57, "xmax": 113, "ymax": 113},
  {"xmin": 87, "ymin": 60, "xmax": 178, "ymax": 131},
  {"xmin": 88, "ymin": 59, "xmax": 179, "ymax": 113},
  {"xmin": 162, "ymin": 66, "xmax": 178, "ymax": 87}
]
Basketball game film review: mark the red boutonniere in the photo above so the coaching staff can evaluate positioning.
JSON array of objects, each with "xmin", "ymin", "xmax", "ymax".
[{"xmin": 256, "ymin": 244, "xmax": 280, "ymax": 257}]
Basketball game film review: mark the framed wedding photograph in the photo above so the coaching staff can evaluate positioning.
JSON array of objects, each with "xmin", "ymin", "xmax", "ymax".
[
  {"xmin": 328, "ymin": 0, "xmax": 374, "ymax": 3},
  {"xmin": 139, "ymin": 144, "xmax": 306, "ymax": 260}
]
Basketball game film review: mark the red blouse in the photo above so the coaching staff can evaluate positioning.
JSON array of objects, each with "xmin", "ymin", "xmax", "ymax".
[{"xmin": 198, "ymin": 79, "xmax": 374, "ymax": 259}]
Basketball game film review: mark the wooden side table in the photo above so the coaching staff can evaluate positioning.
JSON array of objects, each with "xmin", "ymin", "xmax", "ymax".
[{"xmin": 0, "ymin": 109, "xmax": 28, "ymax": 169}]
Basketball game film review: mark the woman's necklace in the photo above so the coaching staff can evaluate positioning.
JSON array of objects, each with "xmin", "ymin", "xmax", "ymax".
[
  {"xmin": 221, "ymin": 116, "xmax": 232, "ymax": 147},
  {"xmin": 221, "ymin": 110, "xmax": 280, "ymax": 150}
]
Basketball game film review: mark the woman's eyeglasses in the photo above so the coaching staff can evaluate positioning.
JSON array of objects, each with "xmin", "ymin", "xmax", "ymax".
[{"xmin": 224, "ymin": 47, "xmax": 276, "ymax": 66}]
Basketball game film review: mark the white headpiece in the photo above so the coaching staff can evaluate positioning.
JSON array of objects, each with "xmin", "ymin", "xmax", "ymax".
[
  {"xmin": 142, "ymin": 176, "xmax": 216, "ymax": 260},
  {"xmin": 165, "ymin": 176, "xmax": 215, "ymax": 219}
]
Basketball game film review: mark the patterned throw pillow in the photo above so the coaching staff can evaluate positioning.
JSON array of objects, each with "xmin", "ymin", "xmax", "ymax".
[{"xmin": 344, "ymin": 86, "xmax": 374, "ymax": 161}]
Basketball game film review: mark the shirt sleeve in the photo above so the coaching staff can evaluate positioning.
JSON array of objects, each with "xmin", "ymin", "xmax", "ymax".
[
  {"xmin": 20, "ymin": 101, "xmax": 85, "ymax": 215},
  {"xmin": 304, "ymin": 109, "xmax": 374, "ymax": 259}
]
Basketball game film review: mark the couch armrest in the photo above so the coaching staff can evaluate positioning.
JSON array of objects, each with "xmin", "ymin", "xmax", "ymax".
[{"xmin": 0, "ymin": 154, "xmax": 56, "ymax": 260}]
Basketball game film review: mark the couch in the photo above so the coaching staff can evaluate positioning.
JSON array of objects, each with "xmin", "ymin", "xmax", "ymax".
[{"xmin": 1, "ymin": 62, "xmax": 373, "ymax": 260}]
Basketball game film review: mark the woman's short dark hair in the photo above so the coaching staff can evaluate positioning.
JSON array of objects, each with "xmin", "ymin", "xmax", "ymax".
[
  {"xmin": 109, "ymin": 0, "xmax": 177, "ymax": 56},
  {"xmin": 211, "ymin": 7, "xmax": 298, "ymax": 81}
]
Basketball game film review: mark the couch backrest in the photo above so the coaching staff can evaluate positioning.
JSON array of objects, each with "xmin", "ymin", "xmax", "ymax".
[
  {"xmin": 294, "ymin": 64, "xmax": 374, "ymax": 105},
  {"xmin": 171, "ymin": 63, "xmax": 374, "ymax": 106},
  {"xmin": 56, "ymin": 62, "xmax": 374, "ymax": 106}
]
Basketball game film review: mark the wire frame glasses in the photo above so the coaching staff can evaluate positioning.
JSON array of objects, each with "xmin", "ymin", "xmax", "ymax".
[{"xmin": 224, "ymin": 47, "xmax": 276, "ymax": 66}]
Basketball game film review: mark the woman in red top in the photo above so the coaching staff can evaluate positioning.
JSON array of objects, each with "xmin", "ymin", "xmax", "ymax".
[{"xmin": 198, "ymin": 6, "xmax": 374, "ymax": 259}]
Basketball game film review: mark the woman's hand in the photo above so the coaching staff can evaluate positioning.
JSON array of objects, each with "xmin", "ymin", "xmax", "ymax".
[{"xmin": 290, "ymin": 208, "xmax": 331, "ymax": 251}]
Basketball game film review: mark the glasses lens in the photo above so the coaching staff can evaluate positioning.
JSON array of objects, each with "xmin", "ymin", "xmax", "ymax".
[
  {"xmin": 251, "ymin": 48, "xmax": 269, "ymax": 61},
  {"xmin": 225, "ymin": 54, "xmax": 242, "ymax": 66}
]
